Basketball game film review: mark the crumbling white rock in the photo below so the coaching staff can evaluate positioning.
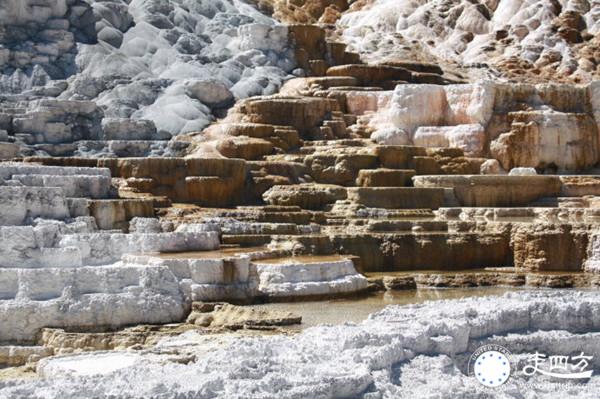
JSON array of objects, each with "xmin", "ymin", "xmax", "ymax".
[
  {"xmin": 0, "ymin": 264, "xmax": 185, "ymax": 342},
  {"xmin": 123, "ymin": 254, "xmax": 367, "ymax": 302},
  {"xmin": 479, "ymin": 159, "xmax": 505, "ymax": 175},
  {"xmin": 368, "ymin": 83, "xmax": 495, "ymax": 137},
  {"xmin": 252, "ymin": 258, "xmax": 368, "ymax": 298},
  {"xmin": 128, "ymin": 217, "xmax": 162, "ymax": 234},
  {"xmin": 370, "ymin": 127, "xmax": 410, "ymax": 145},
  {"xmin": 0, "ymin": 186, "xmax": 70, "ymax": 225},
  {"xmin": 413, "ymin": 124, "xmax": 486, "ymax": 156},
  {"xmin": 58, "ymin": 231, "xmax": 220, "ymax": 265},
  {"xmin": 3, "ymin": 291, "xmax": 600, "ymax": 397}
]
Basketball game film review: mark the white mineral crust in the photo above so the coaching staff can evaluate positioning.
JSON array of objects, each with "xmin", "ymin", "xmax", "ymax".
[{"xmin": 2, "ymin": 291, "xmax": 600, "ymax": 397}]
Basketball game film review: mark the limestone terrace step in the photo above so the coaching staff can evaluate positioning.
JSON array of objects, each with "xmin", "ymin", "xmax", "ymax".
[
  {"xmin": 413, "ymin": 175, "xmax": 562, "ymax": 207},
  {"xmin": 0, "ymin": 162, "xmax": 110, "ymax": 178},
  {"xmin": 347, "ymin": 187, "xmax": 445, "ymax": 210}
]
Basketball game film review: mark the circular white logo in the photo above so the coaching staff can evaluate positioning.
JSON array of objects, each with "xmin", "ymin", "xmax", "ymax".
[{"xmin": 469, "ymin": 345, "xmax": 512, "ymax": 388}]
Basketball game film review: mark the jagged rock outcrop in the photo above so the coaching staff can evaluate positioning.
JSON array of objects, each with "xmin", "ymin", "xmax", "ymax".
[
  {"xmin": 251, "ymin": 0, "xmax": 349, "ymax": 24},
  {"xmin": 225, "ymin": 95, "xmax": 343, "ymax": 138},
  {"xmin": 263, "ymin": 184, "xmax": 347, "ymax": 209}
]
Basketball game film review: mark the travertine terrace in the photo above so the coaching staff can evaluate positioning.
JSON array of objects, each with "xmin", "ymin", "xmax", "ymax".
[{"xmin": 2, "ymin": 0, "xmax": 600, "ymax": 397}]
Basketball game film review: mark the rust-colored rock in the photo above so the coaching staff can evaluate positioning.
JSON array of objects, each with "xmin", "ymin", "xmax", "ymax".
[
  {"xmin": 331, "ymin": 232, "xmax": 511, "ymax": 272},
  {"xmin": 304, "ymin": 149, "xmax": 377, "ymax": 185},
  {"xmin": 252, "ymin": 0, "xmax": 348, "ymax": 24},
  {"xmin": 204, "ymin": 123, "xmax": 301, "ymax": 152},
  {"xmin": 375, "ymin": 146, "xmax": 427, "ymax": 169},
  {"xmin": 23, "ymin": 157, "xmax": 248, "ymax": 207}
]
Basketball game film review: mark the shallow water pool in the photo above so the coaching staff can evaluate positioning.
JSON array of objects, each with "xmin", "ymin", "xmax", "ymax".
[{"xmin": 251, "ymin": 287, "xmax": 523, "ymax": 327}]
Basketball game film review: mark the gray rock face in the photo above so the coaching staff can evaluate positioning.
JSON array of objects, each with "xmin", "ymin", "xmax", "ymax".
[
  {"xmin": 128, "ymin": 217, "xmax": 162, "ymax": 233},
  {"xmin": 0, "ymin": 0, "xmax": 89, "ymax": 89},
  {"xmin": 183, "ymin": 79, "xmax": 234, "ymax": 109},
  {"xmin": 101, "ymin": 118, "xmax": 163, "ymax": 141},
  {"xmin": 0, "ymin": 0, "xmax": 296, "ymax": 157}
]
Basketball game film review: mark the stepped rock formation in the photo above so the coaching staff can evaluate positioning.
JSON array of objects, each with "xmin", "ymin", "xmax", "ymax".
[
  {"xmin": 0, "ymin": 161, "xmax": 368, "ymax": 342},
  {"xmin": 2, "ymin": 0, "xmax": 600, "ymax": 396}
]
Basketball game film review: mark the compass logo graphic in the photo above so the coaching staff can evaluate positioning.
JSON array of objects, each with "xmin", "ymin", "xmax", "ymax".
[{"xmin": 468, "ymin": 344, "xmax": 512, "ymax": 387}]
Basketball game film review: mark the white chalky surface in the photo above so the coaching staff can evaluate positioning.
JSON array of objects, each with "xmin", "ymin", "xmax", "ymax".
[
  {"xmin": 38, "ymin": 353, "xmax": 142, "ymax": 377},
  {"xmin": 2, "ymin": 290, "xmax": 600, "ymax": 398}
]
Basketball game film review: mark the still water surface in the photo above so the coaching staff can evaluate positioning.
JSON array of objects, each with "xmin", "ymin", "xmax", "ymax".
[{"xmin": 252, "ymin": 287, "xmax": 521, "ymax": 327}]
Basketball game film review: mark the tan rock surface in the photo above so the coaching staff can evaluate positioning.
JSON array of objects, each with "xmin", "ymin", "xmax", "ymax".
[
  {"xmin": 263, "ymin": 184, "xmax": 347, "ymax": 209},
  {"xmin": 560, "ymin": 176, "xmax": 600, "ymax": 197},
  {"xmin": 232, "ymin": 96, "xmax": 342, "ymax": 139},
  {"xmin": 187, "ymin": 302, "xmax": 301, "ymax": 329},
  {"xmin": 490, "ymin": 111, "xmax": 599, "ymax": 171},
  {"xmin": 512, "ymin": 224, "xmax": 589, "ymax": 272},
  {"xmin": 252, "ymin": 0, "xmax": 349, "ymax": 24},
  {"xmin": 346, "ymin": 187, "xmax": 445, "ymax": 209}
]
